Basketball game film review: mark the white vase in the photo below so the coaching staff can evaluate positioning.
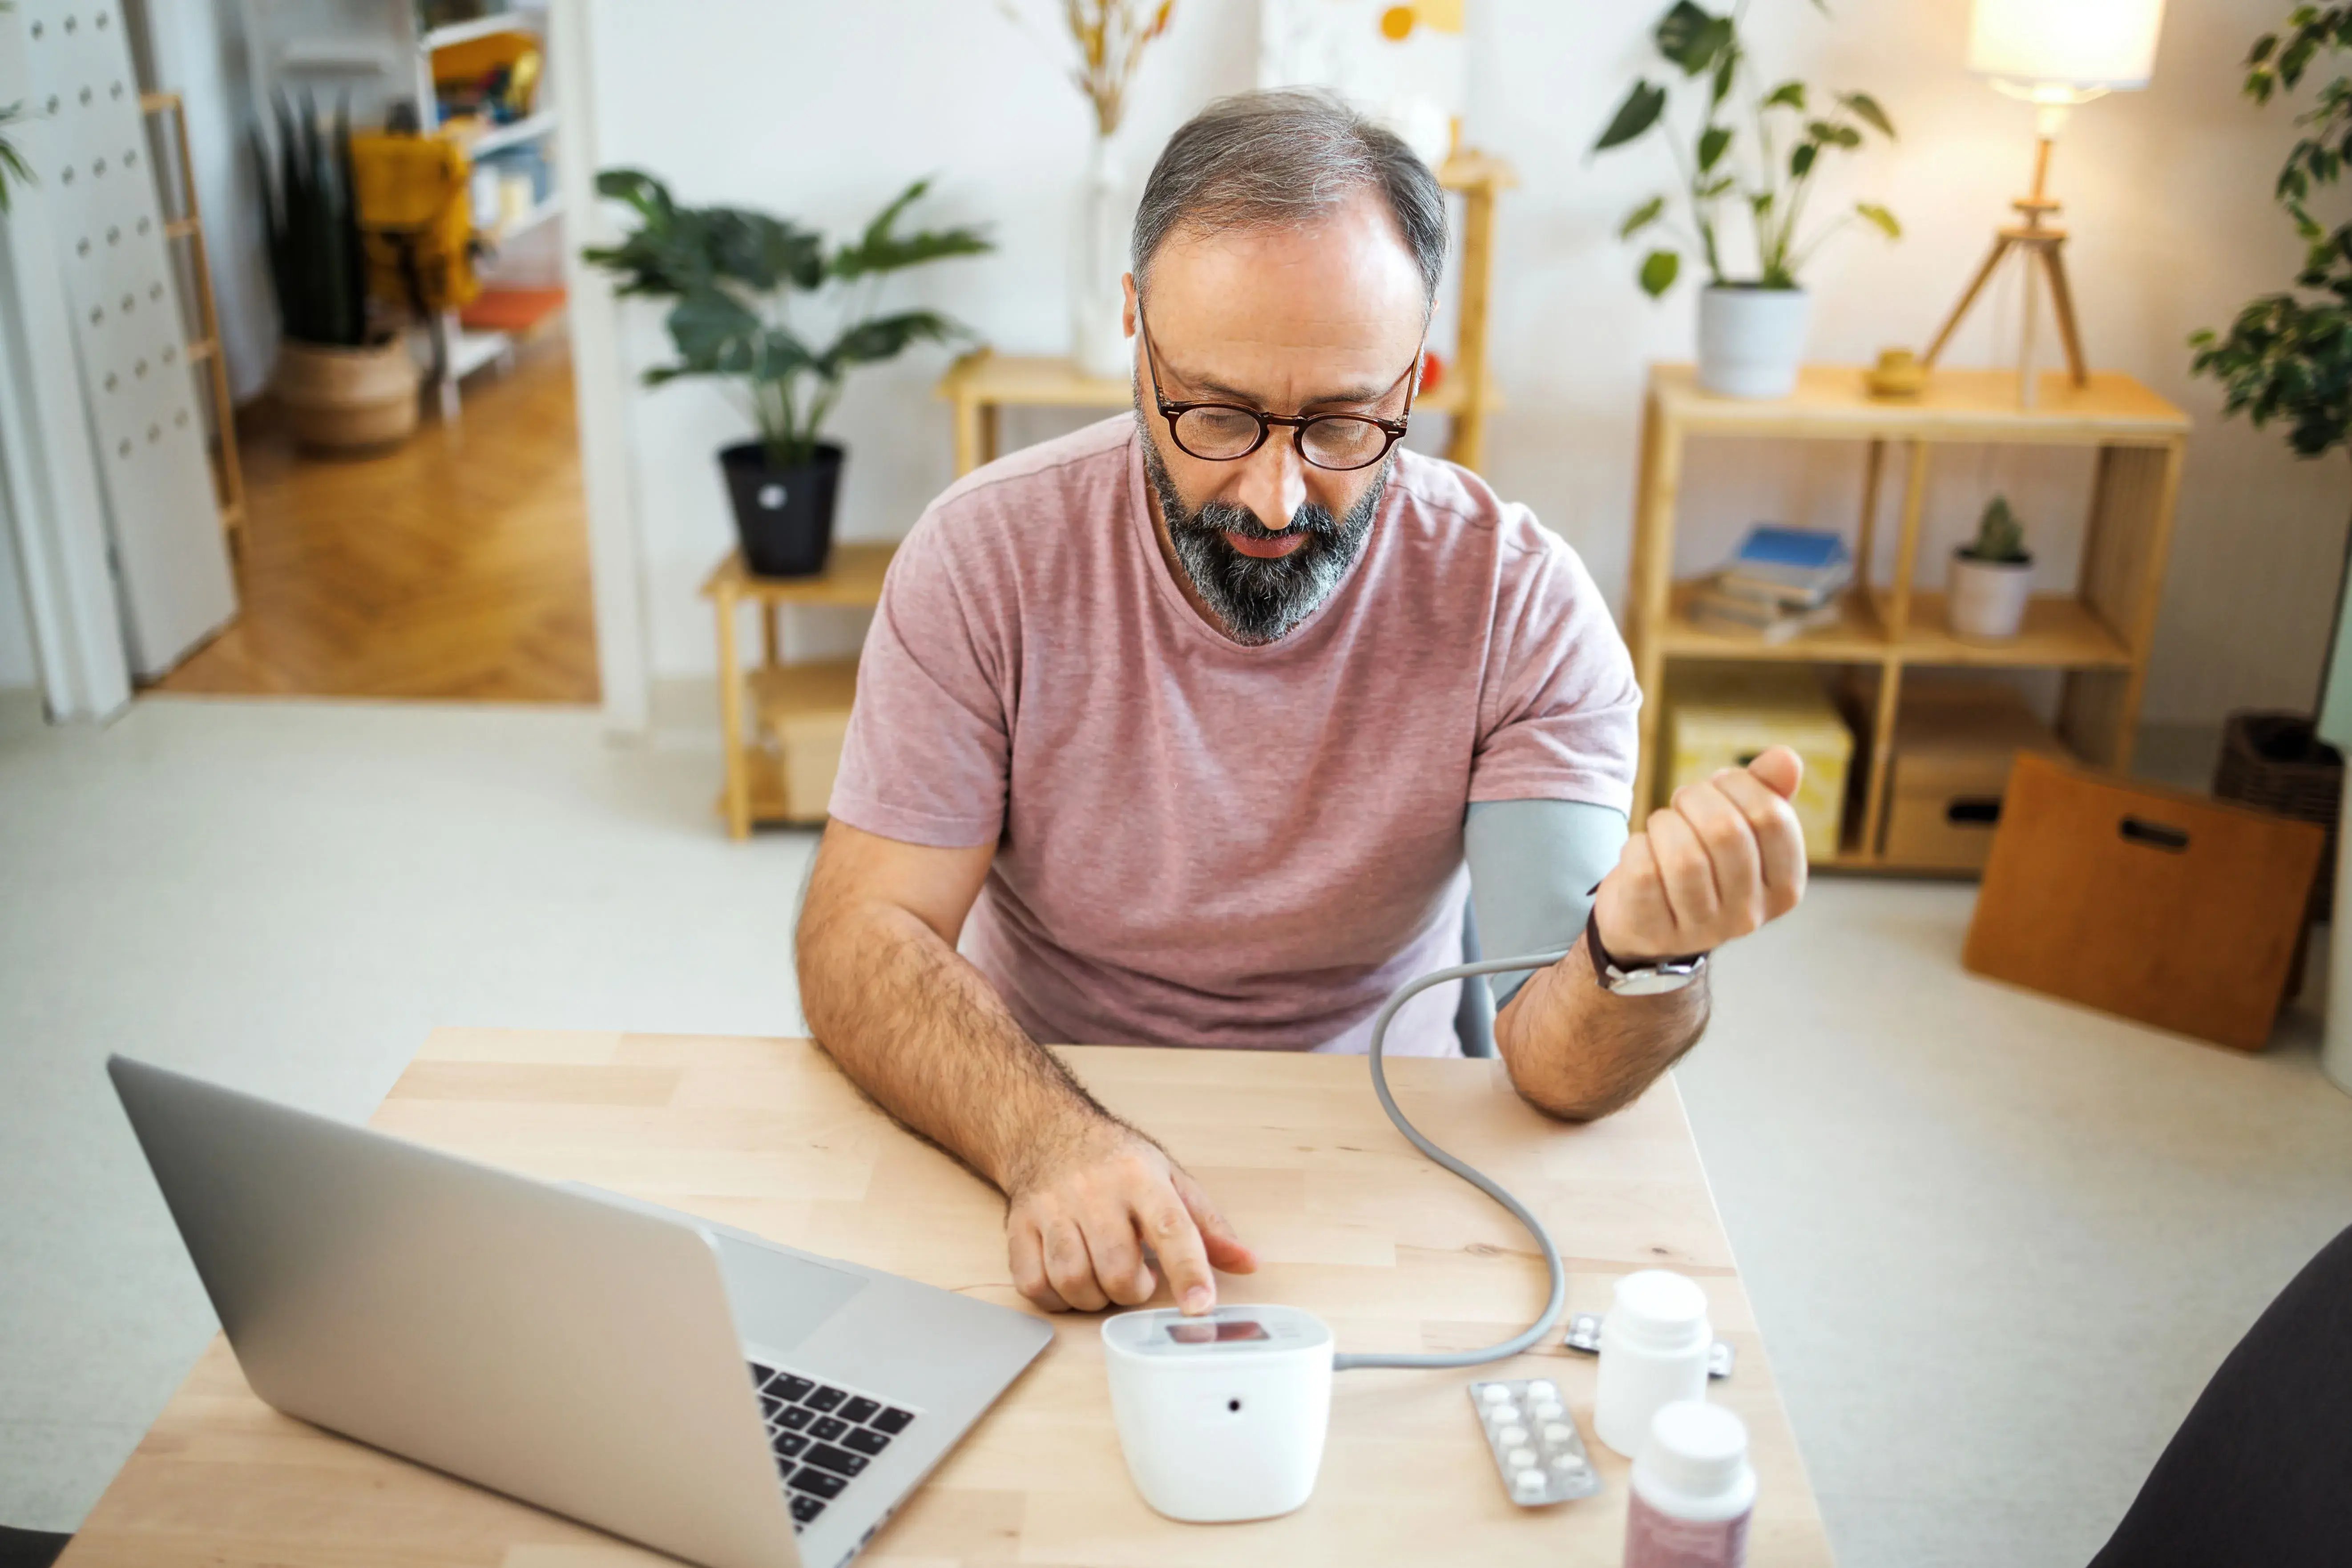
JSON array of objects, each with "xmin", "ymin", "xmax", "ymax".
[
  {"xmin": 1947, "ymin": 551, "xmax": 2034, "ymax": 640},
  {"xmin": 1071, "ymin": 135, "xmax": 1133, "ymax": 381},
  {"xmin": 1696, "ymin": 285, "xmax": 1810, "ymax": 399}
]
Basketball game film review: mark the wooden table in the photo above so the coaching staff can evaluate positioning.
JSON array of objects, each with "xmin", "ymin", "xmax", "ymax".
[
  {"xmin": 703, "ymin": 544, "xmax": 896, "ymax": 838},
  {"xmin": 61, "ymin": 1030, "xmax": 1833, "ymax": 1566}
]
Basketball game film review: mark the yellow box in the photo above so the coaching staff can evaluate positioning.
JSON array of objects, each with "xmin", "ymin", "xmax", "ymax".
[{"xmin": 1662, "ymin": 666, "xmax": 1856, "ymax": 862}]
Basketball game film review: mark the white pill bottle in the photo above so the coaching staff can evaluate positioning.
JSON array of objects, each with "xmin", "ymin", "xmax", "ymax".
[
  {"xmin": 1624, "ymin": 1400, "xmax": 1755, "ymax": 1568},
  {"xmin": 1593, "ymin": 1269, "xmax": 1712, "ymax": 1458}
]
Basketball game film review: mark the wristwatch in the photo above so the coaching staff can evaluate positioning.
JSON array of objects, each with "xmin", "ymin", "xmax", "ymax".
[{"xmin": 1585, "ymin": 907, "xmax": 1708, "ymax": 997}]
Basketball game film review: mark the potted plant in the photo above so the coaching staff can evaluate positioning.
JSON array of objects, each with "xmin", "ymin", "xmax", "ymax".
[
  {"xmin": 253, "ymin": 93, "xmax": 419, "ymax": 453},
  {"xmin": 1592, "ymin": 0, "xmax": 1901, "ymax": 398},
  {"xmin": 2190, "ymin": 5, "xmax": 2352, "ymax": 935},
  {"xmin": 585, "ymin": 170, "xmax": 990, "ymax": 578},
  {"xmin": 1949, "ymin": 495, "xmax": 2033, "ymax": 641}
]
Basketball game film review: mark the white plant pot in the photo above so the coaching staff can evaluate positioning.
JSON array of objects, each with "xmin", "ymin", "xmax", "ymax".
[
  {"xmin": 1947, "ymin": 551, "xmax": 2034, "ymax": 641},
  {"xmin": 1696, "ymin": 285, "xmax": 1810, "ymax": 399},
  {"xmin": 1072, "ymin": 135, "xmax": 1134, "ymax": 381}
]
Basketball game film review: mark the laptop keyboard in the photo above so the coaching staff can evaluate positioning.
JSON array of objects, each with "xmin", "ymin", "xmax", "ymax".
[{"xmin": 747, "ymin": 1362, "xmax": 918, "ymax": 1533}]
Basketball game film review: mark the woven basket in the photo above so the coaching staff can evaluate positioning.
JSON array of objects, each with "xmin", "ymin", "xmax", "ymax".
[{"xmin": 2213, "ymin": 710, "xmax": 2343, "ymax": 921}]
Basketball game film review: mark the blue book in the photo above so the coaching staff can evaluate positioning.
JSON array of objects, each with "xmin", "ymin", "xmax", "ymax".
[
  {"xmin": 1722, "ymin": 524, "xmax": 1852, "ymax": 594},
  {"xmin": 1733, "ymin": 525, "xmax": 1849, "ymax": 571}
]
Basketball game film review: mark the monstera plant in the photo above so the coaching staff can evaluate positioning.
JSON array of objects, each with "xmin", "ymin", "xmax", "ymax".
[{"xmin": 586, "ymin": 170, "xmax": 991, "ymax": 577}]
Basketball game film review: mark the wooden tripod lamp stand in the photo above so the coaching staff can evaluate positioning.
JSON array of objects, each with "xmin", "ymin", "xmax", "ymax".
[{"xmin": 1923, "ymin": 0, "xmax": 2169, "ymax": 406}]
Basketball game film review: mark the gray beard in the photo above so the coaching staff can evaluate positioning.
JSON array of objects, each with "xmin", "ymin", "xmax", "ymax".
[{"xmin": 1137, "ymin": 413, "xmax": 1387, "ymax": 646}]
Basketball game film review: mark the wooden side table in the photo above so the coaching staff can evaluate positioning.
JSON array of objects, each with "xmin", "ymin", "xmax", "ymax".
[
  {"xmin": 937, "ymin": 150, "xmax": 1515, "ymax": 477},
  {"xmin": 702, "ymin": 544, "xmax": 896, "ymax": 839},
  {"xmin": 1624, "ymin": 363, "xmax": 2189, "ymax": 874}
]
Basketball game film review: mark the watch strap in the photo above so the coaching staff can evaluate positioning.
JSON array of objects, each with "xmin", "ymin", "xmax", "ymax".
[{"xmin": 1585, "ymin": 906, "xmax": 1707, "ymax": 991}]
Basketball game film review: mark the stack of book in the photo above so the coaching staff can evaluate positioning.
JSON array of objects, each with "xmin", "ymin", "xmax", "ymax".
[{"xmin": 1687, "ymin": 525, "xmax": 1854, "ymax": 642}]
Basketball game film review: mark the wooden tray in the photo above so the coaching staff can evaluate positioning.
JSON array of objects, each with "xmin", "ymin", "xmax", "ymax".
[{"xmin": 1964, "ymin": 754, "xmax": 2324, "ymax": 1050}]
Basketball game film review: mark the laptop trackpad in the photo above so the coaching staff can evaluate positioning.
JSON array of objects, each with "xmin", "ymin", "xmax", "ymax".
[{"xmin": 713, "ymin": 1234, "xmax": 867, "ymax": 1353}]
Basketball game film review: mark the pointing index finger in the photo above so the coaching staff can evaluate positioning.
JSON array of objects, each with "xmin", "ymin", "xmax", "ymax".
[{"xmin": 1136, "ymin": 1184, "xmax": 1217, "ymax": 1316}]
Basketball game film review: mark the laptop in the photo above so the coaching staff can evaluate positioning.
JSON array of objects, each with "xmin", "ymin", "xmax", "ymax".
[{"xmin": 107, "ymin": 1055, "xmax": 1054, "ymax": 1568}]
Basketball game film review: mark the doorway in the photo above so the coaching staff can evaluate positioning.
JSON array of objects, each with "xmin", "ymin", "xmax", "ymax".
[{"xmin": 127, "ymin": 0, "xmax": 598, "ymax": 706}]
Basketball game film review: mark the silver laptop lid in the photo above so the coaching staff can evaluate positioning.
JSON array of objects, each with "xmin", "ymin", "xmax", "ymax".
[{"xmin": 109, "ymin": 1055, "xmax": 801, "ymax": 1568}]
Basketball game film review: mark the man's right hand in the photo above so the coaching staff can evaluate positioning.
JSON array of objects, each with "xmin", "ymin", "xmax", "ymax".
[{"xmin": 1003, "ymin": 1116, "xmax": 1257, "ymax": 1316}]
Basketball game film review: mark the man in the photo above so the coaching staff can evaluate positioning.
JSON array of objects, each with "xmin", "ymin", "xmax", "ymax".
[{"xmin": 797, "ymin": 91, "xmax": 1806, "ymax": 1322}]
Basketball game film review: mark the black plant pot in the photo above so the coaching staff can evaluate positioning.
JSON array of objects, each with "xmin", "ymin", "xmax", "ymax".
[{"xmin": 720, "ymin": 440, "xmax": 843, "ymax": 578}]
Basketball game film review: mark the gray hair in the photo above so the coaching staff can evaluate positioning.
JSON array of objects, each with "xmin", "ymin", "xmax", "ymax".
[{"xmin": 1131, "ymin": 89, "xmax": 1448, "ymax": 303}]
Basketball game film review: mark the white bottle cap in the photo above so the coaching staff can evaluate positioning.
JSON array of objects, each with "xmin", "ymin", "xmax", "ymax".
[
  {"xmin": 1610, "ymin": 1270, "xmax": 1711, "ymax": 1352},
  {"xmin": 1637, "ymin": 1400, "xmax": 1752, "ymax": 1500}
]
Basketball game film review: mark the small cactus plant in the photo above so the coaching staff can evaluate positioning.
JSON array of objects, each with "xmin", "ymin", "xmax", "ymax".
[{"xmin": 1965, "ymin": 496, "xmax": 2029, "ymax": 564}]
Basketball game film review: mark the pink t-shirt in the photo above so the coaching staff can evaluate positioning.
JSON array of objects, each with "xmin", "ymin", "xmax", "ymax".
[{"xmin": 830, "ymin": 416, "xmax": 1639, "ymax": 1056}]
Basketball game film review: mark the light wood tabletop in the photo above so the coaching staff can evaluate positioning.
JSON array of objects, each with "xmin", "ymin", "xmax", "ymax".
[{"xmin": 61, "ymin": 1029, "xmax": 1833, "ymax": 1567}]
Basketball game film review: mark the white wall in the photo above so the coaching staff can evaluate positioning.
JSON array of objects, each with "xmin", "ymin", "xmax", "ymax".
[{"xmin": 589, "ymin": 0, "xmax": 2342, "ymax": 726}]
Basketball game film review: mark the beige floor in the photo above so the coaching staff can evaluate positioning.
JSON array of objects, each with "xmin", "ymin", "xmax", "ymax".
[{"xmin": 3, "ymin": 691, "xmax": 2348, "ymax": 1566}]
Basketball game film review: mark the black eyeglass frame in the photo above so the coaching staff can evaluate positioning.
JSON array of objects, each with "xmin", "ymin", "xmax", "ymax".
[{"xmin": 1136, "ymin": 302, "xmax": 1426, "ymax": 472}]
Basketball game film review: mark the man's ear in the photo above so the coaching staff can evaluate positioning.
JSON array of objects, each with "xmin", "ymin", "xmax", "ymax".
[{"xmin": 1121, "ymin": 274, "xmax": 1138, "ymax": 338}]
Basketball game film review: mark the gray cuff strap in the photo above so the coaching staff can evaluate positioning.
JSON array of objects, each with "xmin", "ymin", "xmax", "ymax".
[{"xmin": 1464, "ymin": 798, "xmax": 1630, "ymax": 1005}]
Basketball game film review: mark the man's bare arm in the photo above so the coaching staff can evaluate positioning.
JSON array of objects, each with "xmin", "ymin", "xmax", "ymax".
[
  {"xmin": 795, "ymin": 822, "xmax": 1254, "ymax": 1314},
  {"xmin": 1492, "ymin": 939, "xmax": 1710, "ymax": 1121},
  {"xmin": 797, "ymin": 822, "xmax": 1094, "ymax": 1188},
  {"xmin": 1492, "ymin": 749, "xmax": 1806, "ymax": 1121}
]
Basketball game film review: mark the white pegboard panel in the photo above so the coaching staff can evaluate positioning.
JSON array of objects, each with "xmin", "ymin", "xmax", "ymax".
[{"xmin": 20, "ymin": 0, "xmax": 234, "ymax": 678}]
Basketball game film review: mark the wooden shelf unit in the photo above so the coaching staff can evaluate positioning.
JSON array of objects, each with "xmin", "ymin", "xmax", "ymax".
[
  {"xmin": 1627, "ymin": 363, "xmax": 2189, "ymax": 874},
  {"xmin": 939, "ymin": 149, "xmax": 1516, "ymax": 476},
  {"xmin": 703, "ymin": 544, "xmax": 895, "ymax": 838}
]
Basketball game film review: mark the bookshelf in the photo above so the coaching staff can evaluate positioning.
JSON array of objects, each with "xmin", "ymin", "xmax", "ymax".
[{"xmin": 1626, "ymin": 363, "xmax": 2189, "ymax": 872}]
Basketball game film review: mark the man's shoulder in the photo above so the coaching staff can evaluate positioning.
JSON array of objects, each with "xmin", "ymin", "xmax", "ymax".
[
  {"xmin": 1385, "ymin": 448, "xmax": 1577, "ymax": 572},
  {"xmin": 882, "ymin": 415, "xmax": 1131, "ymax": 612},
  {"xmin": 926, "ymin": 414, "xmax": 1134, "ymax": 527}
]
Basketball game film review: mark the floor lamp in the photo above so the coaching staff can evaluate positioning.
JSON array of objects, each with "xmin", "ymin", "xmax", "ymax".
[{"xmin": 1923, "ymin": 0, "xmax": 2168, "ymax": 406}]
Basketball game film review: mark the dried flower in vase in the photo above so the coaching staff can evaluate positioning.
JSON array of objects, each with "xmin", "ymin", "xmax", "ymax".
[{"xmin": 1000, "ymin": 0, "xmax": 1177, "ymax": 139}]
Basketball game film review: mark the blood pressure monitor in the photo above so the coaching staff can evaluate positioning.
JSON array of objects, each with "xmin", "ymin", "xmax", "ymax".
[
  {"xmin": 1092, "ymin": 931, "xmax": 1602, "ymax": 1524},
  {"xmin": 1101, "ymin": 1304, "xmax": 1334, "ymax": 1522}
]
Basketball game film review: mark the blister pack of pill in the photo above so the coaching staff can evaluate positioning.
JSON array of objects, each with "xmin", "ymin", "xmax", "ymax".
[{"xmin": 1466, "ymin": 1377, "xmax": 1602, "ymax": 1507}]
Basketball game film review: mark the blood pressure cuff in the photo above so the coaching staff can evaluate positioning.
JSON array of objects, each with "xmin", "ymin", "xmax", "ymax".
[{"xmin": 1463, "ymin": 798, "xmax": 1629, "ymax": 1006}]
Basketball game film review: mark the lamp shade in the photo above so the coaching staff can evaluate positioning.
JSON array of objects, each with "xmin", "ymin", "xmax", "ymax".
[{"xmin": 1968, "ymin": 0, "xmax": 2166, "ymax": 92}]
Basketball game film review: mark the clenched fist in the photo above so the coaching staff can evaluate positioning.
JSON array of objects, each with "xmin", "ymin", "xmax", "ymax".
[{"xmin": 1594, "ymin": 746, "xmax": 1807, "ymax": 963}]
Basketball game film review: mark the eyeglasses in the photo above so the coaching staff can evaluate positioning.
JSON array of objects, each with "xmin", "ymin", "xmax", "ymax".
[{"xmin": 1137, "ymin": 304, "xmax": 1423, "ymax": 473}]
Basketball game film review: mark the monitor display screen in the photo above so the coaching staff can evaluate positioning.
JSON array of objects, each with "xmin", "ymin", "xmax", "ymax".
[{"xmin": 1166, "ymin": 1319, "xmax": 1270, "ymax": 1345}]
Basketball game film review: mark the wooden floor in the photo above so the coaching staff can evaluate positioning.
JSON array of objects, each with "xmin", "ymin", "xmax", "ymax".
[{"xmin": 158, "ymin": 335, "xmax": 600, "ymax": 704}]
